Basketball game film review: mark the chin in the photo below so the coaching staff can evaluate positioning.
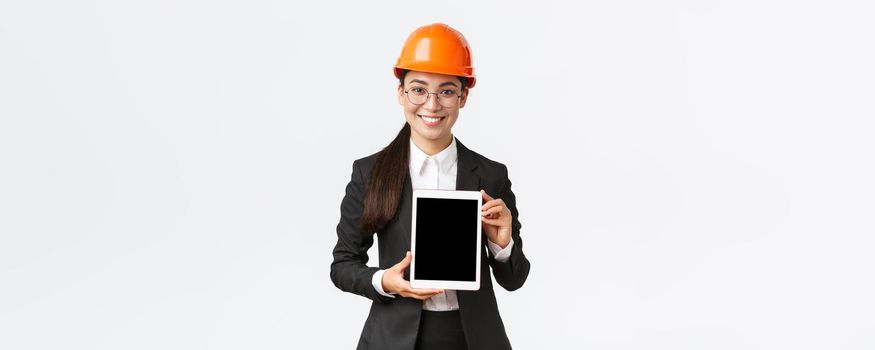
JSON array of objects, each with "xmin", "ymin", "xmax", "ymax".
[
  {"xmin": 411, "ymin": 127, "xmax": 444, "ymax": 139},
  {"xmin": 417, "ymin": 131, "xmax": 444, "ymax": 140}
]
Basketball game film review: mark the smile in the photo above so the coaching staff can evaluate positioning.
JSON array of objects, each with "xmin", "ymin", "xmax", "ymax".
[{"xmin": 418, "ymin": 115, "xmax": 445, "ymax": 127}]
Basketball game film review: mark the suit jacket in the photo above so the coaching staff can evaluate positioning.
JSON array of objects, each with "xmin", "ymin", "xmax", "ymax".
[{"xmin": 330, "ymin": 137, "xmax": 531, "ymax": 350}]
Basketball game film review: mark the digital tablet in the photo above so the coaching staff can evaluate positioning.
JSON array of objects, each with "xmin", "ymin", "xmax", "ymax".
[{"xmin": 410, "ymin": 189, "xmax": 482, "ymax": 291}]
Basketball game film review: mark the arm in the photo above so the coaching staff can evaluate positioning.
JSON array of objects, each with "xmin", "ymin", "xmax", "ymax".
[
  {"xmin": 329, "ymin": 160, "xmax": 394, "ymax": 303},
  {"xmin": 487, "ymin": 165, "xmax": 531, "ymax": 291}
]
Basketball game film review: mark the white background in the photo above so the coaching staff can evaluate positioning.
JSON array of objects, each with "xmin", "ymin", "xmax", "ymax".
[{"xmin": 2, "ymin": 0, "xmax": 873, "ymax": 349}]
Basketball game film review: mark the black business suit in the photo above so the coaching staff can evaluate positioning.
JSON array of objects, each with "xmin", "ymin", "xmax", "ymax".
[{"xmin": 331, "ymin": 137, "xmax": 531, "ymax": 350}]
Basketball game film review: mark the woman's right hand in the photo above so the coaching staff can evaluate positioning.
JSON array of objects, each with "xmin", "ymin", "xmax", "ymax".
[{"xmin": 382, "ymin": 251, "xmax": 444, "ymax": 300}]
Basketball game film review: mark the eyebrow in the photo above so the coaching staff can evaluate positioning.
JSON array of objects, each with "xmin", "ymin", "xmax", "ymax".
[{"xmin": 408, "ymin": 79, "xmax": 459, "ymax": 88}]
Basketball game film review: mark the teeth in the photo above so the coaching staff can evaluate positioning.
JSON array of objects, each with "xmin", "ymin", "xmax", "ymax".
[{"xmin": 421, "ymin": 116, "xmax": 441, "ymax": 123}]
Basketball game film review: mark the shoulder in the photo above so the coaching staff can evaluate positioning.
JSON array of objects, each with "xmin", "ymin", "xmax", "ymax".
[
  {"xmin": 456, "ymin": 138, "xmax": 509, "ymax": 179},
  {"xmin": 351, "ymin": 149, "xmax": 380, "ymax": 172},
  {"xmin": 345, "ymin": 149, "xmax": 384, "ymax": 186}
]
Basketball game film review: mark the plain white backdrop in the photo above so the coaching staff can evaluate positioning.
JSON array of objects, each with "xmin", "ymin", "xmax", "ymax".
[{"xmin": 1, "ymin": 0, "xmax": 873, "ymax": 349}]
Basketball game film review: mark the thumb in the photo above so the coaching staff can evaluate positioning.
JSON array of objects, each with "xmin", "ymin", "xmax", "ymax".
[{"xmin": 393, "ymin": 251, "xmax": 412, "ymax": 271}]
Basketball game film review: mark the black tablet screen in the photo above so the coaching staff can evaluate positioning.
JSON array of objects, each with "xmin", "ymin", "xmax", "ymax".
[{"xmin": 415, "ymin": 197, "xmax": 478, "ymax": 282}]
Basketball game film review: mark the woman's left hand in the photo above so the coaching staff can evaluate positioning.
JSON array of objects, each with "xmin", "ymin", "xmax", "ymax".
[{"xmin": 480, "ymin": 189, "xmax": 512, "ymax": 248}]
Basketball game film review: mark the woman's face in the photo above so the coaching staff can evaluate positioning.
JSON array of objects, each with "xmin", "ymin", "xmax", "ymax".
[{"xmin": 398, "ymin": 70, "xmax": 468, "ymax": 147}]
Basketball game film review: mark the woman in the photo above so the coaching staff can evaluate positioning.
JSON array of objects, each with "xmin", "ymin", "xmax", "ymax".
[{"xmin": 330, "ymin": 23, "xmax": 531, "ymax": 350}]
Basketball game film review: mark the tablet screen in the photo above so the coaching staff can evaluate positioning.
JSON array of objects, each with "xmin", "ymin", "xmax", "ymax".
[{"xmin": 414, "ymin": 197, "xmax": 479, "ymax": 282}]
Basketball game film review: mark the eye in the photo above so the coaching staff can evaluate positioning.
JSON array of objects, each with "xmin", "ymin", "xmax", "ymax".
[
  {"xmin": 410, "ymin": 87, "xmax": 427, "ymax": 95},
  {"xmin": 440, "ymin": 89, "xmax": 458, "ymax": 97}
]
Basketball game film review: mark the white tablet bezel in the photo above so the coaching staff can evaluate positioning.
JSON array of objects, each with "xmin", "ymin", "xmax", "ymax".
[{"xmin": 410, "ymin": 189, "xmax": 482, "ymax": 291}]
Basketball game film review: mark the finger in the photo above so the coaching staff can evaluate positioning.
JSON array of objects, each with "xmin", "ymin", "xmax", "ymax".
[
  {"xmin": 393, "ymin": 251, "xmax": 412, "ymax": 271},
  {"xmin": 408, "ymin": 287, "xmax": 443, "ymax": 296},
  {"xmin": 398, "ymin": 283, "xmax": 441, "ymax": 298},
  {"xmin": 481, "ymin": 206, "xmax": 505, "ymax": 216},
  {"xmin": 404, "ymin": 289, "xmax": 444, "ymax": 299},
  {"xmin": 404, "ymin": 292, "xmax": 440, "ymax": 300},
  {"xmin": 398, "ymin": 281, "xmax": 443, "ymax": 297},
  {"xmin": 481, "ymin": 216, "xmax": 508, "ymax": 225},
  {"xmin": 480, "ymin": 189, "xmax": 494, "ymax": 202},
  {"xmin": 481, "ymin": 199, "xmax": 505, "ymax": 211}
]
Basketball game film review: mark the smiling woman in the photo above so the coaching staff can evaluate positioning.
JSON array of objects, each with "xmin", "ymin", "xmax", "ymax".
[{"xmin": 330, "ymin": 23, "xmax": 531, "ymax": 350}]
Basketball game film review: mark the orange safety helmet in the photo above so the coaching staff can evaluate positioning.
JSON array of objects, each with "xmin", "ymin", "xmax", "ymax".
[{"xmin": 394, "ymin": 23, "xmax": 476, "ymax": 89}]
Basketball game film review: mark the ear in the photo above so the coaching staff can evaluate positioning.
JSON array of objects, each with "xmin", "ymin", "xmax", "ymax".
[
  {"xmin": 397, "ymin": 84, "xmax": 405, "ymax": 106},
  {"xmin": 459, "ymin": 88, "xmax": 470, "ymax": 108}
]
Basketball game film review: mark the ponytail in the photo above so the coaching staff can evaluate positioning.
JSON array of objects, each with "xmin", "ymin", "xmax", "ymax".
[{"xmin": 359, "ymin": 123, "xmax": 410, "ymax": 233}]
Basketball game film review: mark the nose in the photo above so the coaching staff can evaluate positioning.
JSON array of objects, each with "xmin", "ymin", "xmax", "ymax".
[{"xmin": 423, "ymin": 92, "xmax": 442, "ymax": 111}]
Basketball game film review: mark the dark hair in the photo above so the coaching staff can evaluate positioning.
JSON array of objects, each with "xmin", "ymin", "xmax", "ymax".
[{"xmin": 358, "ymin": 70, "xmax": 467, "ymax": 233}]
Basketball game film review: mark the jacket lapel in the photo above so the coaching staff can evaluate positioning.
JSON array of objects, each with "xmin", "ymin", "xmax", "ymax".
[{"xmin": 454, "ymin": 137, "xmax": 481, "ymax": 192}]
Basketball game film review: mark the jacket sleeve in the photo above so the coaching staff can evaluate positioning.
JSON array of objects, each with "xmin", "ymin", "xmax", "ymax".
[
  {"xmin": 487, "ymin": 164, "xmax": 531, "ymax": 291},
  {"xmin": 330, "ymin": 159, "xmax": 394, "ymax": 303}
]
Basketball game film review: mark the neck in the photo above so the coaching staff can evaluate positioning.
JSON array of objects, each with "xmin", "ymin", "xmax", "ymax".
[{"xmin": 411, "ymin": 133, "xmax": 453, "ymax": 156}]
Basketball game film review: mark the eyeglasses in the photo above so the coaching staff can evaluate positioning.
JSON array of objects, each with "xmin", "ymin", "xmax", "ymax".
[{"xmin": 403, "ymin": 86, "xmax": 463, "ymax": 108}]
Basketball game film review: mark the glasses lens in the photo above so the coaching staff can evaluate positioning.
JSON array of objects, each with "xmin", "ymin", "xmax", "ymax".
[
  {"xmin": 407, "ymin": 88, "xmax": 428, "ymax": 105},
  {"xmin": 438, "ymin": 90, "xmax": 460, "ymax": 108}
]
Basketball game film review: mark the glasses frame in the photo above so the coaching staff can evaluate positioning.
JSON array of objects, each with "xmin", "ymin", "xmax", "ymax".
[{"xmin": 403, "ymin": 88, "xmax": 464, "ymax": 108}]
